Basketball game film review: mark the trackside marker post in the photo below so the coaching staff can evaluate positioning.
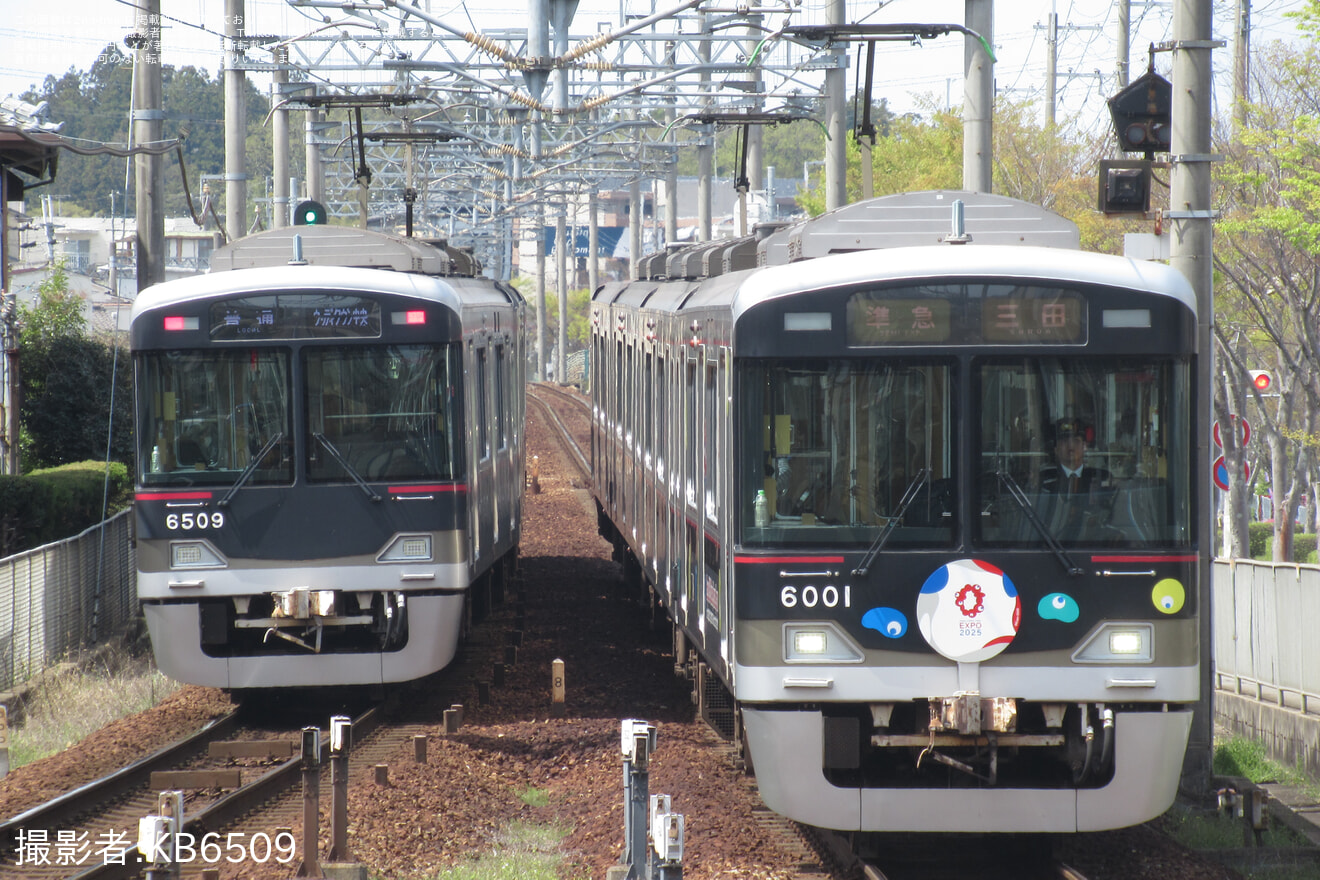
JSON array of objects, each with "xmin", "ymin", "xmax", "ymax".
[{"xmin": 552, "ymin": 658, "xmax": 566, "ymax": 716}]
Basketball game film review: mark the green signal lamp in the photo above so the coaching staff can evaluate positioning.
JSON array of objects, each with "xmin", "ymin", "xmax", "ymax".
[{"xmin": 294, "ymin": 199, "xmax": 328, "ymax": 225}]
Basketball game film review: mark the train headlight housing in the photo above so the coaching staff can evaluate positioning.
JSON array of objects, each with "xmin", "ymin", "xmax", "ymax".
[
  {"xmin": 784, "ymin": 622, "xmax": 864, "ymax": 664},
  {"xmin": 170, "ymin": 540, "xmax": 226, "ymax": 569},
  {"xmin": 377, "ymin": 533, "xmax": 434, "ymax": 562},
  {"xmin": 1072, "ymin": 622, "xmax": 1153, "ymax": 664}
]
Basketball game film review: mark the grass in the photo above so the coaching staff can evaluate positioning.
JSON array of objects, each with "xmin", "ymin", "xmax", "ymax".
[
  {"xmin": 517, "ymin": 787, "xmax": 551, "ymax": 808},
  {"xmin": 1214, "ymin": 737, "xmax": 1316, "ymax": 793},
  {"xmin": 1150, "ymin": 736, "xmax": 1320, "ymax": 880},
  {"xmin": 424, "ymin": 820, "xmax": 575, "ymax": 880},
  {"xmin": 9, "ymin": 650, "xmax": 181, "ymax": 769}
]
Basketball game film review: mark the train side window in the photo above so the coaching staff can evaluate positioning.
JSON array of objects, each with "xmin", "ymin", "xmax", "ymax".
[
  {"xmin": 705, "ymin": 359, "xmax": 718, "ymax": 524},
  {"xmin": 495, "ymin": 345, "xmax": 507, "ymax": 451},
  {"xmin": 645, "ymin": 351, "xmax": 654, "ymax": 468},
  {"xmin": 656, "ymin": 353, "xmax": 668, "ymax": 481},
  {"xmin": 685, "ymin": 360, "xmax": 698, "ymax": 510},
  {"xmin": 476, "ymin": 346, "xmax": 490, "ymax": 461}
]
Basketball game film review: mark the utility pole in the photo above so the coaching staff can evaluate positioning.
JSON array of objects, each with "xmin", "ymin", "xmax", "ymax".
[
  {"xmin": 1045, "ymin": 10, "xmax": 1058, "ymax": 127},
  {"xmin": 963, "ymin": 0, "xmax": 993, "ymax": 193},
  {"xmin": 271, "ymin": 48, "xmax": 290, "ymax": 228},
  {"xmin": 1, "ymin": 170, "xmax": 16, "ymax": 475},
  {"xmin": 225, "ymin": 0, "xmax": 248, "ymax": 240},
  {"xmin": 133, "ymin": 0, "xmax": 165, "ymax": 290},
  {"xmin": 824, "ymin": 0, "xmax": 847, "ymax": 209},
  {"xmin": 1169, "ymin": 0, "xmax": 1217, "ymax": 796},
  {"xmin": 1232, "ymin": 0, "xmax": 1251, "ymax": 133},
  {"xmin": 1117, "ymin": 0, "xmax": 1131, "ymax": 88}
]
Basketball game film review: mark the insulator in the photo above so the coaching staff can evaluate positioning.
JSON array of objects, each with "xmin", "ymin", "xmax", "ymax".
[
  {"xmin": 506, "ymin": 91, "xmax": 547, "ymax": 112},
  {"xmin": 580, "ymin": 94, "xmax": 615, "ymax": 112},
  {"xmin": 575, "ymin": 59, "xmax": 615, "ymax": 71},
  {"xmin": 464, "ymin": 31, "xmax": 519, "ymax": 64},
  {"xmin": 566, "ymin": 34, "xmax": 611, "ymax": 60}
]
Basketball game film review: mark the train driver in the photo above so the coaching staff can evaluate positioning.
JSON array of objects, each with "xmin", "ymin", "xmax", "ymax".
[
  {"xmin": 1039, "ymin": 418, "xmax": 1112, "ymax": 496},
  {"xmin": 1038, "ymin": 417, "xmax": 1115, "ymax": 537}
]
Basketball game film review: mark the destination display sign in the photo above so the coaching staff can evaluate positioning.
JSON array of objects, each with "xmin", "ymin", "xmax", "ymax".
[
  {"xmin": 210, "ymin": 295, "xmax": 382, "ymax": 340},
  {"xmin": 846, "ymin": 285, "xmax": 1087, "ymax": 346}
]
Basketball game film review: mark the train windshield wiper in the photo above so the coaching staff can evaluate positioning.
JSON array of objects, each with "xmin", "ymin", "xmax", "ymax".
[
  {"xmin": 853, "ymin": 468, "xmax": 929, "ymax": 577},
  {"xmin": 217, "ymin": 432, "xmax": 285, "ymax": 508},
  {"xmin": 996, "ymin": 471, "xmax": 1083, "ymax": 576},
  {"xmin": 313, "ymin": 433, "xmax": 383, "ymax": 502}
]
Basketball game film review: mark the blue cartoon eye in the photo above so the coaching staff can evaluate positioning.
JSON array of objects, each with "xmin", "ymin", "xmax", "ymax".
[
  {"xmin": 862, "ymin": 607, "xmax": 908, "ymax": 639},
  {"xmin": 1038, "ymin": 592, "xmax": 1079, "ymax": 623},
  {"xmin": 1153, "ymin": 579, "xmax": 1185, "ymax": 614}
]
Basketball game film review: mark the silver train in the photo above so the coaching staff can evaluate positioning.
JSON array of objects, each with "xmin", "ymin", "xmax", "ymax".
[
  {"xmin": 131, "ymin": 224, "xmax": 525, "ymax": 689},
  {"xmin": 590, "ymin": 191, "xmax": 1204, "ymax": 833}
]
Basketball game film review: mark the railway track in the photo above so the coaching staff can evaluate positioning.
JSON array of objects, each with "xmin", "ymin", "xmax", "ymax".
[
  {"xmin": 527, "ymin": 382, "xmax": 591, "ymax": 479},
  {"xmin": 1, "ymin": 605, "xmax": 522, "ymax": 879},
  {"xmin": 529, "ymin": 383, "xmax": 1096, "ymax": 880}
]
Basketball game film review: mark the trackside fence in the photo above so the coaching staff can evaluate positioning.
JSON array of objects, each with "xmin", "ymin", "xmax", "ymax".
[
  {"xmin": 1213, "ymin": 558, "xmax": 1320, "ymax": 776},
  {"xmin": 0, "ymin": 510, "xmax": 136, "ymax": 691}
]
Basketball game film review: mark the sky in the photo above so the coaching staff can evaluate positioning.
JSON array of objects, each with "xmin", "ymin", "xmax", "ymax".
[{"xmin": 0, "ymin": 1, "xmax": 1310, "ymax": 132}]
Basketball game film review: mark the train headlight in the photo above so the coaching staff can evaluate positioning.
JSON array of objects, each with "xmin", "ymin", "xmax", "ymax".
[
  {"xmin": 1072, "ymin": 622, "xmax": 1153, "ymax": 664},
  {"xmin": 784, "ymin": 622, "xmax": 864, "ymax": 664},
  {"xmin": 170, "ymin": 540, "xmax": 225, "ymax": 569},
  {"xmin": 377, "ymin": 533, "xmax": 434, "ymax": 562}
]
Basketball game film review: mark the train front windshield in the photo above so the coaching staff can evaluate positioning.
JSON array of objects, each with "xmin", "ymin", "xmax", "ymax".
[
  {"xmin": 740, "ymin": 361, "xmax": 955, "ymax": 547},
  {"xmin": 138, "ymin": 344, "xmax": 459, "ymax": 486},
  {"xmin": 739, "ymin": 356, "xmax": 1191, "ymax": 549}
]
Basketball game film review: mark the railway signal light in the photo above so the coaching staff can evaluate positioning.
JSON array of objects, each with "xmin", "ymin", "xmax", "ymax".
[
  {"xmin": 1107, "ymin": 69, "xmax": 1173, "ymax": 154},
  {"xmin": 1250, "ymin": 370, "xmax": 1273, "ymax": 393},
  {"xmin": 295, "ymin": 199, "xmax": 328, "ymax": 225},
  {"xmin": 1098, "ymin": 159, "xmax": 1152, "ymax": 215}
]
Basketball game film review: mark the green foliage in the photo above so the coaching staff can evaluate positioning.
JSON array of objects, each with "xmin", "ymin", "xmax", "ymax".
[
  {"xmin": 1214, "ymin": 736, "xmax": 1308, "ymax": 785},
  {"xmin": 0, "ymin": 461, "xmax": 130, "ymax": 556},
  {"xmin": 20, "ymin": 335, "xmax": 134, "ymax": 471},
  {"xmin": 19, "ymin": 260, "xmax": 86, "ymax": 341},
  {"xmin": 20, "ymin": 47, "xmax": 294, "ymax": 219},
  {"xmin": 1248, "ymin": 521, "xmax": 1273, "ymax": 559},
  {"xmin": 1291, "ymin": 532, "xmax": 1318, "ymax": 564},
  {"xmin": 517, "ymin": 282, "xmax": 593, "ymax": 353}
]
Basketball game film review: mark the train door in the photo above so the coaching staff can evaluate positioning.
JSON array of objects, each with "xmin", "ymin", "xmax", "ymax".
[
  {"xmin": 643, "ymin": 348, "xmax": 657, "ymax": 583},
  {"xmin": 655, "ymin": 351, "xmax": 669, "ymax": 600},
  {"xmin": 701, "ymin": 352, "xmax": 720, "ymax": 647},
  {"xmin": 493, "ymin": 341, "xmax": 508, "ymax": 549},
  {"xmin": 611, "ymin": 337, "xmax": 623, "ymax": 515},
  {"xmin": 718, "ymin": 347, "xmax": 733, "ymax": 669},
  {"xmin": 684, "ymin": 352, "xmax": 700, "ymax": 630}
]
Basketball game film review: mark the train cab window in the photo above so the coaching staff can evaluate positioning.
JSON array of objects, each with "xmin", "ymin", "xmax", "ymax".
[
  {"xmin": 975, "ymin": 357, "xmax": 1192, "ymax": 547},
  {"xmin": 304, "ymin": 344, "xmax": 458, "ymax": 483},
  {"xmin": 138, "ymin": 349, "xmax": 292, "ymax": 487},
  {"xmin": 739, "ymin": 360, "xmax": 954, "ymax": 548}
]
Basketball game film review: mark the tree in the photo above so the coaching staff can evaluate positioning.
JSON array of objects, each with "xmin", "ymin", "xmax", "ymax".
[
  {"xmin": 1212, "ymin": 28, "xmax": 1320, "ymax": 561},
  {"xmin": 22, "ymin": 261, "xmax": 86, "ymax": 340},
  {"xmin": 21, "ymin": 46, "xmax": 295, "ymax": 225},
  {"xmin": 17, "ymin": 263, "xmax": 133, "ymax": 471}
]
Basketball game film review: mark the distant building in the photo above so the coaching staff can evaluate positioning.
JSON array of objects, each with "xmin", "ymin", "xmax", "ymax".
[{"xmin": 5, "ymin": 208, "xmax": 219, "ymax": 333}]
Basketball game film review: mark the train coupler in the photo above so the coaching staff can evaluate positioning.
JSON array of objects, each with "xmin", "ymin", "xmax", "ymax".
[{"xmin": 929, "ymin": 693, "xmax": 1017, "ymax": 736}]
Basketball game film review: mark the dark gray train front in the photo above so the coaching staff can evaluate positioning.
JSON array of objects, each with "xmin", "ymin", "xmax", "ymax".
[{"xmin": 132, "ymin": 231, "xmax": 524, "ymax": 689}]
